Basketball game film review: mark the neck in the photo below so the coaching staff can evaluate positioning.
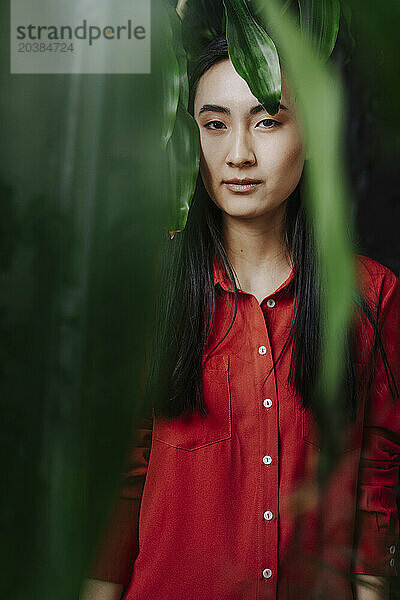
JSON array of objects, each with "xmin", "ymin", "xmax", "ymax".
[{"xmin": 222, "ymin": 204, "xmax": 293, "ymax": 298}]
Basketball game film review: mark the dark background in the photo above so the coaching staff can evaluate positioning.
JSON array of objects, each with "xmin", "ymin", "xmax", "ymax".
[
  {"xmin": 334, "ymin": 26, "xmax": 400, "ymax": 276},
  {"xmin": 334, "ymin": 23, "xmax": 400, "ymax": 594}
]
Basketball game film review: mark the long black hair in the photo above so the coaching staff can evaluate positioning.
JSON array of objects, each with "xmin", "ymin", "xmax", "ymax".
[{"xmin": 146, "ymin": 34, "xmax": 398, "ymax": 427}]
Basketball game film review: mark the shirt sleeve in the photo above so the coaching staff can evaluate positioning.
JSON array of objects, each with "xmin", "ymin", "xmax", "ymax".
[
  {"xmin": 352, "ymin": 270, "xmax": 400, "ymax": 576},
  {"xmin": 85, "ymin": 410, "xmax": 153, "ymax": 585}
]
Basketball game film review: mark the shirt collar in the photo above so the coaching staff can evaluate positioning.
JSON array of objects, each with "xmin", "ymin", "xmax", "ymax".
[{"xmin": 213, "ymin": 252, "xmax": 295, "ymax": 296}]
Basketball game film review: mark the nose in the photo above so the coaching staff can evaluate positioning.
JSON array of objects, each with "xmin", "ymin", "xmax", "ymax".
[{"xmin": 225, "ymin": 125, "xmax": 256, "ymax": 168}]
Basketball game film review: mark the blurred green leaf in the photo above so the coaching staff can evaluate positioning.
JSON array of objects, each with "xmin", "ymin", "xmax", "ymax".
[
  {"xmin": 160, "ymin": 2, "xmax": 200, "ymax": 235},
  {"xmin": 223, "ymin": 0, "xmax": 282, "ymax": 115},
  {"xmin": 298, "ymin": 0, "xmax": 341, "ymax": 62},
  {"xmin": 255, "ymin": 0, "xmax": 355, "ymax": 482},
  {"xmin": 166, "ymin": 99, "xmax": 200, "ymax": 234},
  {"xmin": 172, "ymin": 15, "xmax": 190, "ymax": 111},
  {"xmin": 161, "ymin": 5, "xmax": 181, "ymax": 149}
]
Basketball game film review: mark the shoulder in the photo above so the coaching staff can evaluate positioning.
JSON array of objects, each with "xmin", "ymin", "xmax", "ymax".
[
  {"xmin": 355, "ymin": 253, "xmax": 398, "ymax": 293},
  {"xmin": 354, "ymin": 254, "xmax": 399, "ymax": 311}
]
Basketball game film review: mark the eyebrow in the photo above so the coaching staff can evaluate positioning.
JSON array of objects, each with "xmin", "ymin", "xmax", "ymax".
[{"xmin": 198, "ymin": 103, "xmax": 288, "ymax": 116}]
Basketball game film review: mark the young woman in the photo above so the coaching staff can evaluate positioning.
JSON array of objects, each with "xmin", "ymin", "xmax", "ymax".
[{"xmin": 82, "ymin": 35, "xmax": 400, "ymax": 600}]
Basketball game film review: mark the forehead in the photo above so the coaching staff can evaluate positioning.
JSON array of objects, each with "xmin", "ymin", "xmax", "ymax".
[{"xmin": 194, "ymin": 58, "xmax": 294, "ymax": 113}]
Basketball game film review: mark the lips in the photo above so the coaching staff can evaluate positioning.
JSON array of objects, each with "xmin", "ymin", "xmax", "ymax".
[
  {"xmin": 223, "ymin": 179, "xmax": 262, "ymax": 184},
  {"xmin": 223, "ymin": 178, "xmax": 263, "ymax": 193}
]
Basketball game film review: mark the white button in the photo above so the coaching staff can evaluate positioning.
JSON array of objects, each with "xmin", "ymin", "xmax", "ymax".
[
  {"xmin": 389, "ymin": 558, "xmax": 395, "ymax": 567},
  {"xmin": 263, "ymin": 455, "xmax": 272, "ymax": 465},
  {"xmin": 266, "ymin": 298, "xmax": 276, "ymax": 308},
  {"xmin": 258, "ymin": 345, "xmax": 267, "ymax": 355},
  {"xmin": 263, "ymin": 398, "xmax": 272, "ymax": 408},
  {"xmin": 262, "ymin": 568, "xmax": 272, "ymax": 579},
  {"xmin": 263, "ymin": 510, "xmax": 273, "ymax": 520},
  {"xmin": 390, "ymin": 545, "xmax": 396, "ymax": 554}
]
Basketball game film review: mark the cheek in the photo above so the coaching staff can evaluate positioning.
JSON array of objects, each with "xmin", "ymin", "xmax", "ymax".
[
  {"xmin": 199, "ymin": 141, "xmax": 221, "ymax": 186},
  {"xmin": 199, "ymin": 152, "xmax": 217, "ymax": 201},
  {"xmin": 288, "ymin": 136, "xmax": 304, "ymax": 166},
  {"xmin": 199, "ymin": 134, "xmax": 219, "ymax": 165},
  {"xmin": 266, "ymin": 132, "xmax": 304, "ymax": 178},
  {"xmin": 260, "ymin": 134, "xmax": 304, "ymax": 203},
  {"xmin": 199, "ymin": 150, "xmax": 211, "ymax": 183}
]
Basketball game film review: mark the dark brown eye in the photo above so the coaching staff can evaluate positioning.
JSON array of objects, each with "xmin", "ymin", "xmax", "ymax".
[
  {"xmin": 204, "ymin": 121, "xmax": 226, "ymax": 130},
  {"xmin": 257, "ymin": 119, "xmax": 280, "ymax": 129}
]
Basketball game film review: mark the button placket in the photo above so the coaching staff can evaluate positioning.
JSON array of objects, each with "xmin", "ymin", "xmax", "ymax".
[{"xmin": 255, "ymin": 306, "xmax": 278, "ymax": 593}]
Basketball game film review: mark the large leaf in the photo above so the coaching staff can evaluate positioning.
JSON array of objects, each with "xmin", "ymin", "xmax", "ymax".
[
  {"xmin": 161, "ymin": 3, "xmax": 190, "ymax": 148},
  {"xmin": 166, "ymin": 100, "xmax": 200, "ymax": 236},
  {"xmin": 167, "ymin": 4, "xmax": 190, "ymax": 110},
  {"xmin": 223, "ymin": 0, "xmax": 282, "ymax": 116},
  {"xmin": 255, "ymin": 0, "xmax": 355, "ymax": 482},
  {"xmin": 249, "ymin": 0, "xmax": 295, "ymax": 22},
  {"xmin": 160, "ymin": 4, "xmax": 199, "ymax": 235},
  {"xmin": 160, "ymin": 5, "xmax": 180, "ymax": 149},
  {"xmin": 181, "ymin": 0, "xmax": 225, "ymax": 67},
  {"xmin": 298, "ymin": 0, "xmax": 341, "ymax": 62}
]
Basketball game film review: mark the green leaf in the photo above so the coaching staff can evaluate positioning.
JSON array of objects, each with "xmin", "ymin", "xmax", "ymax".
[
  {"xmin": 161, "ymin": 4, "xmax": 190, "ymax": 149},
  {"xmin": 181, "ymin": 1, "xmax": 225, "ymax": 66},
  {"xmin": 166, "ymin": 100, "xmax": 200, "ymax": 234},
  {"xmin": 255, "ymin": 0, "xmax": 355, "ymax": 483},
  {"xmin": 161, "ymin": 5, "xmax": 198, "ymax": 234},
  {"xmin": 160, "ymin": 6, "xmax": 180, "ymax": 149},
  {"xmin": 298, "ymin": 0, "xmax": 341, "ymax": 62},
  {"xmin": 222, "ymin": 0, "xmax": 282, "ymax": 115},
  {"xmin": 167, "ymin": 4, "xmax": 190, "ymax": 110}
]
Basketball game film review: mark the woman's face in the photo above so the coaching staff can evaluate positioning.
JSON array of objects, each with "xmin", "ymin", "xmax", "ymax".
[{"xmin": 194, "ymin": 58, "xmax": 306, "ymax": 221}]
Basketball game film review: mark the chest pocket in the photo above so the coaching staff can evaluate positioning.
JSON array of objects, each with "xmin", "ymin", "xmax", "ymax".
[
  {"xmin": 302, "ymin": 409, "xmax": 363, "ymax": 453},
  {"xmin": 153, "ymin": 354, "xmax": 232, "ymax": 451}
]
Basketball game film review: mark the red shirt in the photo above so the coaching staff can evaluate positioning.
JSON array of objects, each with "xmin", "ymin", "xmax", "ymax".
[{"xmin": 87, "ymin": 253, "xmax": 400, "ymax": 599}]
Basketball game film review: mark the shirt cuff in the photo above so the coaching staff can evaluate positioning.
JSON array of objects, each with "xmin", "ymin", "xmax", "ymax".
[{"xmin": 352, "ymin": 509, "xmax": 398, "ymax": 575}]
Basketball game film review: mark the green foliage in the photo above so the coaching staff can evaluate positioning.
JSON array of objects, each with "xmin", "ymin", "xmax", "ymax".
[
  {"xmin": 161, "ymin": 7, "xmax": 181, "ymax": 148},
  {"xmin": 223, "ymin": 0, "xmax": 282, "ymax": 116},
  {"xmin": 254, "ymin": 0, "xmax": 355, "ymax": 484},
  {"xmin": 298, "ymin": 0, "xmax": 341, "ymax": 62},
  {"xmin": 161, "ymin": 3, "xmax": 190, "ymax": 148},
  {"xmin": 162, "ymin": 2, "xmax": 200, "ymax": 235},
  {"xmin": 166, "ymin": 100, "xmax": 200, "ymax": 233}
]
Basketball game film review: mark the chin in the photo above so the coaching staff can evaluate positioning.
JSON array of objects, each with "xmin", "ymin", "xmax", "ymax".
[
  {"xmin": 220, "ymin": 195, "xmax": 259, "ymax": 208},
  {"xmin": 222, "ymin": 207, "xmax": 264, "ymax": 220}
]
